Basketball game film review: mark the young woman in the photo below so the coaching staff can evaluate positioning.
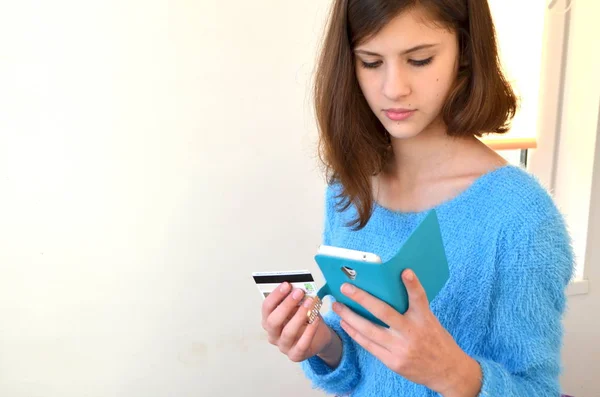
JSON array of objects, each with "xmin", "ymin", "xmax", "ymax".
[{"xmin": 261, "ymin": 0, "xmax": 574, "ymax": 395}]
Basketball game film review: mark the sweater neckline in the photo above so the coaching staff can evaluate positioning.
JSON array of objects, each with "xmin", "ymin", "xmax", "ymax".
[{"xmin": 372, "ymin": 163, "xmax": 518, "ymax": 218}]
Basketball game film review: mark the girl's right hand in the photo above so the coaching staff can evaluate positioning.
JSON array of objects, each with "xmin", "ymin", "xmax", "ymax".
[{"xmin": 261, "ymin": 282, "xmax": 339, "ymax": 364}]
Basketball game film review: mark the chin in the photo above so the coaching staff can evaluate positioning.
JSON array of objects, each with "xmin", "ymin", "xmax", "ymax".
[{"xmin": 383, "ymin": 121, "xmax": 424, "ymax": 140}]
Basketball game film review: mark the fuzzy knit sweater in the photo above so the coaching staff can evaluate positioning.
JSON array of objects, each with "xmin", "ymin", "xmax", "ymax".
[{"xmin": 300, "ymin": 164, "xmax": 574, "ymax": 396}]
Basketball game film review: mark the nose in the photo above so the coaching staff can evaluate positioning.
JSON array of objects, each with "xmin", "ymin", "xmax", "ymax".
[{"xmin": 382, "ymin": 65, "xmax": 411, "ymax": 100}]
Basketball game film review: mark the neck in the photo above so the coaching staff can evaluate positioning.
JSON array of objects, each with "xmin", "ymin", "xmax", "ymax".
[{"xmin": 386, "ymin": 120, "xmax": 476, "ymax": 182}]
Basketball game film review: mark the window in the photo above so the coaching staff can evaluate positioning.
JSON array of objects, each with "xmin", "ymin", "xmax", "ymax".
[{"xmin": 485, "ymin": 0, "xmax": 592, "ymax": 291}]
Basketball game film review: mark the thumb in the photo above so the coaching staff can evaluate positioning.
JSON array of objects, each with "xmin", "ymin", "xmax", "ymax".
[{"xmin": 402, "ymin": 269, "xmax": 429, "ymax": 312}]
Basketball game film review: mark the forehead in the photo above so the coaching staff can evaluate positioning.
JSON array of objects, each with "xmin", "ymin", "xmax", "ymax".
[{"xmin": 355, "ymin": 7, "xmax": 454, "ymax": 52}]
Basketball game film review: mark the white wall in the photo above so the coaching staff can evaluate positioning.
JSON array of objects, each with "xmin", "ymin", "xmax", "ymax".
[
  {"xmin": 0, "ymin": 1, "xmax": 329, "ymax": 396},
  {"xmin": 0, "ymin": 1, "xmax": 597, "ymax": 396}
]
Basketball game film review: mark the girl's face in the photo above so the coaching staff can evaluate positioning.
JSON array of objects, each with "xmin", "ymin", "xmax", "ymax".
[{"xmin": 354, "ymin": 6, "xmax": 460, "ymax": 140}]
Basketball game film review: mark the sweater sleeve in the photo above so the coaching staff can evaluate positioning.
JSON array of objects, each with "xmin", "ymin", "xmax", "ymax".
[
  {"xmin": 299, "ymin": 183, "xmax": 362, "ymax": 395},
  {"xmin": 473, "ymin": 206, "xmax": 575, "ymax": 396}
]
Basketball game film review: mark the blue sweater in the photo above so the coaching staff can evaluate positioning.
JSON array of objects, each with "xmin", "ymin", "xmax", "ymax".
[{"xmin": 301, "ymin": 164, "xmax": 574, "ymax": 396}]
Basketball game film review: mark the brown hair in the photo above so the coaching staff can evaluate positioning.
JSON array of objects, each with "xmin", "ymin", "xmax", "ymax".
[{"xmin": 313, "ymin": 0, "xmax": 518, "ymax": 230}]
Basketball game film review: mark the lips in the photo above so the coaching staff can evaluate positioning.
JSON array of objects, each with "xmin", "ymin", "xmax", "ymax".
[
  {"xmin": 385, "ymin": 108, "xmax": 414, "ymax": 112},
  {"xmin": 384, "ymin": 109, "xmax": 416, "ymax": 121}
]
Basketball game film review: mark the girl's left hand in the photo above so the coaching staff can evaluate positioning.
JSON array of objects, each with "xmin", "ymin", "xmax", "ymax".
[{"xmin": 332, "ymin": 269, "xmax": 482, "ymax": 397}]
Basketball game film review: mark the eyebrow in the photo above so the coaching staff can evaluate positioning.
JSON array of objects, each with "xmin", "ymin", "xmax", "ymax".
[{"xmin": 354, "ymin": 43, "xmax": 438, "ymax": 57}]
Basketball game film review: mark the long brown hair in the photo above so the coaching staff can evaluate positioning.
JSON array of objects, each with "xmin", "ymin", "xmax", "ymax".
[{"xmin": 313, "ymin": 0, "xmax": 518, "ymax": 230}]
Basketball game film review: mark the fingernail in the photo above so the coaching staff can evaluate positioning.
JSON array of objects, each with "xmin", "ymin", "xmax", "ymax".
[
  {"xmin": 280, "ymin": 282, "xmax": 290, "ymax": 293},
  {"xmin": 292, "ymin": 289, "xmax": 304, "ymax": 300},
  {"xmin": 303, "ymin": 297, "xmax": 313, "ymax": 308},
  {"xmin": 404, "ymin": 270, "xmax": 414, "ymax": 281},
  {"xmin": 332, "ymin": 302, "xmax": 340, "ymax": 312},
  {"xmin": 341, "ymin": 283, "xmax": 355, "ymax": 295}
]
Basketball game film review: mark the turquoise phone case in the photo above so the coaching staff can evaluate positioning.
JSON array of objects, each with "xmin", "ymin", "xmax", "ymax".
[{"xmin": 313, "ymin": 210, "xmax": 449, "ymax": 328}]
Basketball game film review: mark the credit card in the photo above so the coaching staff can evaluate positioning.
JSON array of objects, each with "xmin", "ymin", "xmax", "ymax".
[{"xmin": 252, "ymin": 270, "xmax": 318, "ymax": 300}]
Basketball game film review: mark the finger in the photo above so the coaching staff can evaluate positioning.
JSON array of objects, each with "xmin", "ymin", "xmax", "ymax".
[
  {"xmin": 340, "ymin": 319, "xmax": 396, "ymax": 367},
  {"xmin": 288, "ymin": 310, "xmax": 322, "ymax": 362},
  {"xmin": 261, "ymin": 282, "xmax": 292, "ymax": 320},
  {"xmin": 340, "ymin": 283, "xmax": 408, "ymax": 330},
  {"xmin": 402, "ymin": 269, "xmax": 430, "ymax": 313},
  {"xmin": 264, "ymin": 288, "xmax": 305, "ymax": 335},
  {"xmin": 279, "ymin": 297, "xmax": 315, "ymax": 351},
  {"xmin": 332, "ymin": 301, "xmax": 394, "ymax": 349}
]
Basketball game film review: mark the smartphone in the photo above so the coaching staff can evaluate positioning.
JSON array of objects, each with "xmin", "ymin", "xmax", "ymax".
[
  {"xmin": 317, "ymin": 245, "xmax": 382, "ymax": 264},
  {"xmin": 313, "ymin": 210, "xmax": 449, "ymax": 328}
]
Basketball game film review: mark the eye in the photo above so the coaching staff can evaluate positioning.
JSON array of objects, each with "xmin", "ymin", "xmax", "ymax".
[
  {"xmin": 409, "ymin": 57, "xmax": 434, "ymax": 67},
  {"xmin": 360, "ymin": 61, "xmax": 382, "ymax": 69}
]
